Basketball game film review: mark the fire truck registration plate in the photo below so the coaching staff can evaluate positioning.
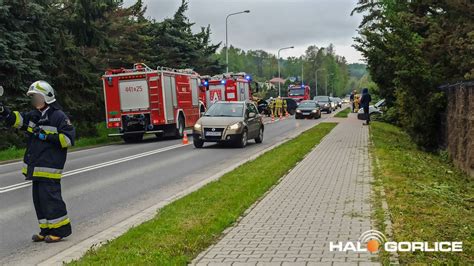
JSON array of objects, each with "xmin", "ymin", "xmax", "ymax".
[{"xmin": 205, "ymin": 131, "xmax": 222, "ymax": 136}]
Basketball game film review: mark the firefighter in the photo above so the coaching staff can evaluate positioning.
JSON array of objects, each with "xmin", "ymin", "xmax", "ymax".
[
  {"xmin": 268, "ymin": 97, "xmax": 275, "ymax": 117},
  {"xmin": 0, "ymin": 81, "xmax": 75, "ymax": 243},
  {"xmin": 282, "ymin": 98, "xmax": 288, "ymax": 116},
  {"xmin": 275, "ymin": 96, "xmax": 283, "ymax": 117}
]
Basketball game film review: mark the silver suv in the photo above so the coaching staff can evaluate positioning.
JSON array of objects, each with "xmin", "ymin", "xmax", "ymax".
[{"xmin": 192, "ymin": 101, "xmax": 264, "ymax": 148}]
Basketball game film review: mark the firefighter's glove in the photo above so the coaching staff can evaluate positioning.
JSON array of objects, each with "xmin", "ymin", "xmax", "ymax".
[{"xmin": 33, "ymin": 127, "xmax": 47, "ymax": 141}]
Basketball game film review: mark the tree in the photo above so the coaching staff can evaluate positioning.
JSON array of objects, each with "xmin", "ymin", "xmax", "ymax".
[{"xmin": 352, "ymin": 0, "xmax": 474, "ymax": 149}]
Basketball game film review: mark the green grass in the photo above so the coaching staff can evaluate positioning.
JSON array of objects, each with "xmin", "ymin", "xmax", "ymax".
[
  {"xmin": 69, "ymin": 122, "xmax": 337, "ymax": 265},
  {"xmin": 0, "ymin": 123, "xmax": 120, "ymax": 162},
  {"xmin": 334, "ymin": 107, "xmax": 350, "ymax": 118},
  {"xmin": 370, "ymin": 122, "xmax": 473, "ymax": 264}
]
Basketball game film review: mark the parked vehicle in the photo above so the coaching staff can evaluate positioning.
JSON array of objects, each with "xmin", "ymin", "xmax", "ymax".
[
  {"xmin": 295, "ymin": 100, "xmax": 321, "ymax": 119},
  {"xmin": 314, "ymin": 96, "xmax": 333, "ymax": 113},
  {"xmin": 333, "ymin": 97, "xmax": 343, "ymax": 108},
  {"xmin": 193, "ymin": 101, "xmax": 264, "ymax": 148},
  {"xmin": 357, "ymin": 99, "xmax": 386, "ymax": 120},
  {"xmin": 257, "ymin": 99, "xmax": 270, "ymax": 116},
  {"xmin": 329, "ymin": 97, "xmax": 338, "ymax": 110},
  {"xmin": 102, "ymin": 63, "xmax": 201, "ymax": 143},
  {"xmin": 282, "ymin": 97, "xmax": 298, "ymax": 115}
]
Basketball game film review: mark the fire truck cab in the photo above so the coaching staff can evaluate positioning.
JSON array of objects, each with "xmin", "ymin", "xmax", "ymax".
[
  {"xmin": 200, "ymin": 72, "xmax": 257, "ymax": 110},
  {"xmin": 288, "ymin": 84, "xmax": 311, "ymax": 103},
  {"xmin": 102, "ymin": 63, "xmax": 202, "ymax": 143}
]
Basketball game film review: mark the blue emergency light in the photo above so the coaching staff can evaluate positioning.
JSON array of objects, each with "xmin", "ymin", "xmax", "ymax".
[
  {"xmin": 245, "ymin": 75, "xmax": 252, "ymax": 81},
  {"xmin": 221, "ymin": 80, "xmax": 226, "ymax": 84}
]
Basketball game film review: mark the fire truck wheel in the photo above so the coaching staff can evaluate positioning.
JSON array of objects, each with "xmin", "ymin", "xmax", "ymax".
[
  {"xmin": 175, "ymin": 116, "xmax": 185, "ymax": 138},
  {"xmin": 122, "ymin": 133, "xmax": 143, "ymax": 143},
  {"xmin": 193, "ymin": 139, "xmax": 204, "ymax": 148},
  {"xmin": 236, "ymin": 129, "xmax": 248, "ymax": 148}
]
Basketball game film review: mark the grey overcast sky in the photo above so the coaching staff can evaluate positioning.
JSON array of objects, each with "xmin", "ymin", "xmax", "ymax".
[{"xmin": 124, "ymin": 0, "xmax": 364, "ymax": 63}]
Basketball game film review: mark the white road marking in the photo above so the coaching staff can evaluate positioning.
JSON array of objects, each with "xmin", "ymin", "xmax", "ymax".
[{"xmin": 0, "ymin": 143, "xmax": 191, "ymax": 194}]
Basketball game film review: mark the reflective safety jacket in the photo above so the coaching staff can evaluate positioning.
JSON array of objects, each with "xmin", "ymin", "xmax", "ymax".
[
  {"xmin": 5, "ymin": 104, "xmax": 75, "ymax": 181},
  {"xmin": 275, "ymin": 98, "xmax": 283, "ymax": 108}
]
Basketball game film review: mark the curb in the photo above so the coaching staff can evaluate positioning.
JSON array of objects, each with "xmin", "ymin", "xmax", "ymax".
[{"xmin": 38, "ymin": 117, "xmax": 317, "ymax": 265}]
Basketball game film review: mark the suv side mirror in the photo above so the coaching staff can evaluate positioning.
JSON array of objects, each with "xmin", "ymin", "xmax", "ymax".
[{"xmin": 248, "ymin": 112, "xmax": 256, "ymax": 118}]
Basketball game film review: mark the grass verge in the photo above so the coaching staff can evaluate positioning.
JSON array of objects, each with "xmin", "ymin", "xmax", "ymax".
[
  {"xmin": 0, "ymin": 123, "xmax": 120, "ymax": 162},
  {"xmin": 370, "ymin": 121, "xmax": 473, "ymax": 264},
  {"xmin": 69, "ymin": 122, "xmax": 337, "ymax": 265},
  {"xmin": 334, "ymin": 107, "xmax": 350, "ymax": 118}
]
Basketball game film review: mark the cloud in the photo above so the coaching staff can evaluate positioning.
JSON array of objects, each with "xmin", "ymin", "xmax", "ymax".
[{"xmin": 124, "ymin": 0, "xmax": 364, "ymax": 63}]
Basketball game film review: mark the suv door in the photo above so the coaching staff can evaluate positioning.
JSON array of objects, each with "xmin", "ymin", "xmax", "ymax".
[{"xmin": 246, "ymin": 103, "xmax": 259, "ymax": 138}]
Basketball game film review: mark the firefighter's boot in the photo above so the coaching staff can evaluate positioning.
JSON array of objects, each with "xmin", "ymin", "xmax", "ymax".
[
  {"xmin": 32, "ymin": 234, "xmax": 46, "ymax": 242},
  {"xmin": 45, "ymin": 235, "xmax": 63, "ymax": 243}
]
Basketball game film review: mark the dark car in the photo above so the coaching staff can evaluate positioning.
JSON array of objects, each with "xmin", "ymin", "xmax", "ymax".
[
  {"xmin": 334, "ymin": 97, "xmax": 342, "ymax": 108},
  {"xmin": 313, "ymin": 96, "xmax": 332, "ymax": 113},
  {"xmin": 257, "ymin": 99, "xmax": 271, "ymax": 116},
  {"xmin": 295, "ymin": 101, "xmax": 321, "ymax": 119},
  {"xmin": 282, "ymin": 97, "xmax": 298, "ymax": 115},
  {"xmin": 193, "ymin": 101, "xmax": 264, "ymax": 148}
]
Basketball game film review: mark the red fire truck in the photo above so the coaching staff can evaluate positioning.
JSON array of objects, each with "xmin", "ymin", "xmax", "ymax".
[
  {"xmin": 288, "ymin": 84, "xmax": 311, "ymax": 102},
  {"xmin": 102, "ymin": 63, "xmax": 203, "ymax": 142},
  {"xmin": 199, "ymin": 72, "xmax": 257, "ymax": 109}
]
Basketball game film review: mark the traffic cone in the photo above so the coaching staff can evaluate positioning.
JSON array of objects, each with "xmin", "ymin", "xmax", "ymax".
[
  {"xmin": 271, "ymin": 114, "xmax": 275, "ymax": 123},
  {"xmin": 279, "ymin": 112, "xmax": 283, "ymax": 120},
  {"xmin": 182, "ymin": 131, "xmax": 189, "ymax": 145},
  {"xmin": 286, "ymin": 111, "xmax": 289, "ymax": 118}
]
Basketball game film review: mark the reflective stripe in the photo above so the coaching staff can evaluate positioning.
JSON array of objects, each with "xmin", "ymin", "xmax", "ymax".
[
  {"xmin": 13, "ymin": 111, "xmax": 23, "ymax": 128},
  {"xmin": 34, "ymin": 167, "xmax": 63, "ymax": 174},
  {"xmin": 59, "ymin": 133, "xmax": 72, "ymax": 148},
  {"xmin": 27, "ymin": 127, "xmax": 34, "ymax": 133},
  {"xmin": 39, "ymin": 223, "xmax": 49, "ymax": 229},
  {"xmin": 35, "ymin": 82, "xmax": 47, "ymax": 93},
  {"xmin": 39, "ymin": 125, "xmax": 58, "ymax": 134},
  {"xmin": 48, "ymin": 215, "xmax": 68, "ymax": 225},
  {"xmin": 21, "ymin": 167, "xmax": 63, "ymax": 179},
  {"xmin": 48, "ymin": 218, "xmax": 70, "ymax": 229},
  {"xmin": 28, "ymin": 121, "xmax": 36, "ymax": 128},
  {"xmin": 39, "ymin": 219, "xmax": 47, "ymax": 224}
]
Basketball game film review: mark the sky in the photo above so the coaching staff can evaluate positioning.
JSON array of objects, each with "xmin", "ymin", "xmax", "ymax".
[{"xmin": 124, "ymin": 0, "xmax": 365, "ymax": 63}]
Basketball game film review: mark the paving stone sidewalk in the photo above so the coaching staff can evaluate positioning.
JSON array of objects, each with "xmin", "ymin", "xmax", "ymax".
[{"xmin": 192, "ymin": 115, "xmax": 379, "ymax": 266}]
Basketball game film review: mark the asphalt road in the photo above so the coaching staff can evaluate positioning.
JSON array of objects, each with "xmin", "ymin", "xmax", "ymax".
[{"xmin": 0, "ymin": 111, "xmax": 339, "ymax": 265}]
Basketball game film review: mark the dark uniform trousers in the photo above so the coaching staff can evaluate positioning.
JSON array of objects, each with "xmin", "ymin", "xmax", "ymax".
[{"xmin": 33, "ymin": 180, "xmax": 72, "ymax": 237}]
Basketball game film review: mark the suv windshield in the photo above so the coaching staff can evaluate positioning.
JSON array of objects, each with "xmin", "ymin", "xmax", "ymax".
[{"xmin": 204, "ymin": 102, "xmax": 244, "ymax": 117}]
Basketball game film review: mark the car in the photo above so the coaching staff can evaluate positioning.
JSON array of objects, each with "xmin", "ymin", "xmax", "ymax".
[
  {"xmin": 357, "ymin": 99, "xmax": 386, "ymax": 120},
  {"xmin": 329, "ymin": 97, "xmax": 338, "ymax": 110},
  {"xmin": 257, "ymin": 99, "xmax": 271, "ymax": 116},
  {"xmin": 282, "ymin": 97, "xmax": 298, "ymax": 115},
  {"xmin": 334, "ymin": 97, "xmax": 343, "ymax": 108},
  {"xmin": 193, "ymin": 101, "xmax": 264, "ymax": 148},
  {"xmin": 314, "ymin": 96, "xmax": 333, "ymax": 113},
  {"xmin": 295, "ymin": 100, "xmax": 321, "ymax": 119}
]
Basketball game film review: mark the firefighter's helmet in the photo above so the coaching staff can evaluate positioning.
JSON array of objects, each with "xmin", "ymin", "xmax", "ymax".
[{"xmin": 27, "ymin": 81, "xmax": 56, "ymax": 104}]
